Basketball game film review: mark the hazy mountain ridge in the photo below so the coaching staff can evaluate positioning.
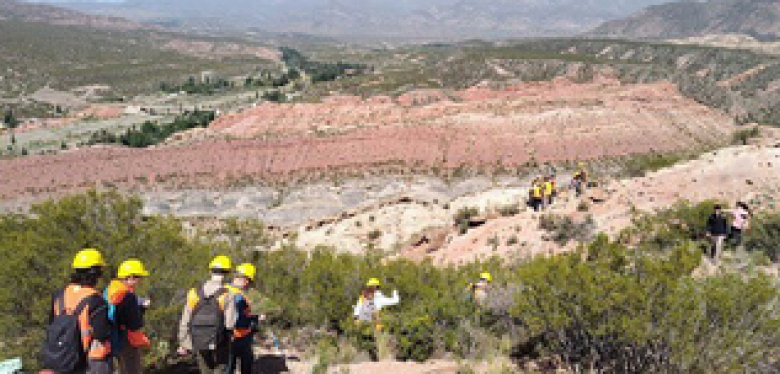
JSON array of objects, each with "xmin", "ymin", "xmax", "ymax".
[
  {"xmin": 39, "ymin": 0, "xmax": 670, "ymax": 37},
  {"xmin": 0, "ymin": 0, "xmax": 150, "ymax": 30},
  {"xmin": 591, "ymin": 0, "xmax": 780, "ymax": 40}
]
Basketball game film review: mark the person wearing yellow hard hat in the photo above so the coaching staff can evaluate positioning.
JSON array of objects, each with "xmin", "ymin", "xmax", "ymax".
[
  {"xmin": 225, "ymin": 263, "xmax": 264, "ymax": 374},
  {"xmin": 468, "ymin": 272, "xmax": 493, "ymax": 306},
  {"xmin": 353, "ymin": 278, "xmax": 400, "ymax": 361},
  {"xmin": 353, "ymin": 278, "xmax": 400, "ymax": 323},
  {"xmin": 41, "ymin": 249, "xmax": 112, "ymax": 374},
  {"xmin": 177, "ymin": 255, "xmax": 238, "ymax": 374},
  {"xmin": 104, "ymin": 259, "xmax": 151, "ymax": 374},
  {"xmin": 572, "ymin": 163, "xmax": 588, "ymax": 197},
  {"xmin": 528, "ymin": 178, "xmax": 544, "ymax": 212}
]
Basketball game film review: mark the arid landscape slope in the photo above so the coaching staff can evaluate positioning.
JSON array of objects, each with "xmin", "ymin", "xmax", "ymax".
[
  {"xmin": 0, "ymin": 79, "xmax": 734, "ymax": 203},
  {"xmin": 591, "ymin": 0, "xmax": 780, "ymax": 40}
]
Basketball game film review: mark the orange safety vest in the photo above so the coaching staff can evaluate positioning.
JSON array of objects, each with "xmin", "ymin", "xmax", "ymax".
[
  {"xmin": 105, "ymin": 280, "xmax": 150, "ymax": 348},
  {"xmin": 54, "ymin": 285, "xmax": 112, "ymax": 360},
  {"xmin": 226, "ymin": 285, "xmax": 253, "ymax": 339}
]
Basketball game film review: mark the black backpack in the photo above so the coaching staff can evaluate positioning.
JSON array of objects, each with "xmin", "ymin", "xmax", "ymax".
[
  {"xmin": 40, "ymin": 291, "xmax": 93, "ymax": 372},
  {"xmin": 189, "ymin": 287, "xmax": 228, "ymax": 351}
]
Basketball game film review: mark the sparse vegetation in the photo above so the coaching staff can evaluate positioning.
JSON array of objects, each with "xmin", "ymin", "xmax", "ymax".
[
  {"xmin": 87, "ymin": 110, "xmax": 215, "ymax": 148},
  {"xmin": 497, "ymin": 204, "xmax": 520, "ymax": 217},
  {"xmin": 159, "ymin": 76, "xmax": 232, "ymax": 95},
  {"xmin": 621, "ymin": 153, "xmax": 686, "ymax": 178},
  {"xmin": 0, "ymin": 20, "xmax": 269, "ymax": 100},
  {"xmin": 731, "ymin": 126, "xmax": 761, "ymax": 145},
  {"xmin": 539, "ymin": 214, "xmax": 596, "ymax": 245},
  {"xmin": 281, "ymin": 47, "xmax": 367, "ymax": 84},
  {"xmin": 454, "ymin": 207, "xmax": 480, "ymax": 234},
  {"xmin": 368, "ymin": 229, "xmax": 382, "ymax": 241}
]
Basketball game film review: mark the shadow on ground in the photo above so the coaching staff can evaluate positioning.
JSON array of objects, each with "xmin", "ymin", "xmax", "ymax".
[{"xmin": 254, "ymin": 354, "xmax": 299, "ymax": 374}]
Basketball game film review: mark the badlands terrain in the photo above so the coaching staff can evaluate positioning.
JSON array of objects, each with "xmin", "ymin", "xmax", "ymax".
[{"xmin": 4, "ymin": 75, "xmax": 775, "ymax": 267}]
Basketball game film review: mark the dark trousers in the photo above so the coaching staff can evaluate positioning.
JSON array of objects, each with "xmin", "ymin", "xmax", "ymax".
[
  {"xmin": 729, "ymin": 228, "xmax": 743, "ymax": 247},
  {"xmin": 196, "ymin": 346, "xmax": 229, "ymax": 374},
  {"xmin": 227, "ymin": 339, "xmax": 254, "ymax": 374},
  {"xmin": 530, "ymin": 198, "xmax": 543, "ymax": 212},
  {"xmin": 116, "ymin": 344, "xmax": 142, "ymax": 374},
  {"xmin": 73, "ymin": 359, "xmax": 113, "ymax": 374}
]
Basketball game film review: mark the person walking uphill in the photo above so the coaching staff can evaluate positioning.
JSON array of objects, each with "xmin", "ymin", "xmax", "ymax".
[
  {"xmin": 528, "ymin": 179, "xmax": 544, "ymax": 212},
  {"xmin": 706, "ymin": 205, "xmax": 730, "ymax": 263},
  {"xmin": 177, "ymin": 256, "xmax": 238, "ymax": 374},
  {"xmin": 105, "ymin": 259, "xmax": 151, "ymax": 374},
  {"xmin": 41, "ymin": 249, "xmax": 113, "ymax": 374},
  {"xmin": 226, "ymin": 263, "xmax": 263, "ymax": 374}
]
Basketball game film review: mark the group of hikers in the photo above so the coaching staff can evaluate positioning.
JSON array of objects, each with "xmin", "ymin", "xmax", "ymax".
[
  {"xmin": 706, "ymin": 202, "xmax": 752, "ymax": 263},
  {"xmin": 40, "ymin": 251, "xmax": 262, "ymax": 374},
  {"xmin": 527, "ymin": 164, "xmax": 589, "ymax": 212},
  {"xmin": 36, "ymin": 162, "xmax": 752, "ymax": 374},
  {"xmin": 40, "ymin": 249, "xmax": 489, "ymax": 374}
]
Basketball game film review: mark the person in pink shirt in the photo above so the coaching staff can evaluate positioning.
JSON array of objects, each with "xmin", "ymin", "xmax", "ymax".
[{"xmin": 725, "ymin": 202, "xmax": 751, "ymax": 247}]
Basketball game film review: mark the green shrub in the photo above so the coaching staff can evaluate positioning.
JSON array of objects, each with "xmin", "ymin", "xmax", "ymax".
[
  {"xmin": 731, "ymin": 126, "xmax": 761, "ymax": 145},
  {"xmin": 3, "ymin": 192, "xmax": 779, "ymax": 372},
  {"xmin": 0, "ymin": 190, "xmax": 246, "ymax": 368},
  {"xmin": 497, "ymin": 204, "xmax": 520, "ymax": 217},
  {"xmin": 513, "ymin": 239, "xmax": 779, "ymax": 373},
  {"xmin": 621, "ymin": 153, "xmax": 685, "ymax": 178},
  {"xmin": 743, "ymin": 212, "xmax": 780, "ymax": 262},
  {"xmin": 454, "ymin": 207, "xmax": 480, "ymax": 234},
  {"xmin": 620, "ymin": 200, "xmax": 721, "ymax": 252},
  {"xmin": 538, "ymin": 214, "xmax": 595, "ymax": 245},
  {"xmin": 368, "ymin": 229, "xmax": 382, "ymax": 241},
  {"xmin": 390, "ymin": 315, "xmax": 436, "ymax": 362}
]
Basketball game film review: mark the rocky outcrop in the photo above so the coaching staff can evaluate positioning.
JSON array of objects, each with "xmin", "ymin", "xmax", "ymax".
[{"xmin": 0, "ymin": 81, "xmax": 735, "ymax": 202}]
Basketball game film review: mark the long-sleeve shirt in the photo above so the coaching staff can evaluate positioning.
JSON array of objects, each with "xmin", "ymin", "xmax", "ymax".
[
  {"xmin": 106, "ymin": 280, "xmax": 144, "ymax": 331},
  {"xmin": 707, "ymin": 213, "xmax": 729, "ymax": 236},
  {"xmin": 353, "ymin": 290, "xmax": 400, "ymax": 322},
  {"xmin": 178, "ymin": 279, "xmax": 237, "ymax": 351}
]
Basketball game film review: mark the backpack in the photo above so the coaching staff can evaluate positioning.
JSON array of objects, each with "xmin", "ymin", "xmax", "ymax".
[
  {"xmin": 40, "ymin": 291, "xmax": 93, "ymax": 372},
  {"xmin": 189, "ymin": 287, "xmax": 228, "ymax": 351}
]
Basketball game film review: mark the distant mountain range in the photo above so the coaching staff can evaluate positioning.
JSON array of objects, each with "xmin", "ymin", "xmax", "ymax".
[
  {"xmin": 28, "ymin": 0, "xmax": 671, "ymax": 38},
  {"xmin": 591, "ymin": 0, "xmax": 780, "ymax": 40},
  {"xmin": 0, "ymin": 0, "xmax": 149, "ymax": 30}
]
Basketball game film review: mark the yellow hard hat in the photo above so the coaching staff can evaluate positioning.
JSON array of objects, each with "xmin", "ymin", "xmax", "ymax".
[
  {"xmin": 366, "ymin": 278, "xmax": 381, "ymax": 287},
  {"xmin": 117, "ymin": 259, "xmax": 149, "ymax": 279},
  {"xmin": 480, "ymin": 272, "xmax": 492, "ymax": 282},
  {"xmin": 236, "ymin": 263, "xmax": 256, "ymax": 281},
  {"xmin": 72, "ymin": 248, "xmax": 106, "ymax": 269},
  {"xmin": 209, "ymin": 255, "xmax": 232, "ymax": 271}
]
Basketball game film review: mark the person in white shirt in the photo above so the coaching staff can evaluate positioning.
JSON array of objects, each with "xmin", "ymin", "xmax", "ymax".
[{"xmin": 353, "ymin": 278, "xmax": 400, "ymax": 323}]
